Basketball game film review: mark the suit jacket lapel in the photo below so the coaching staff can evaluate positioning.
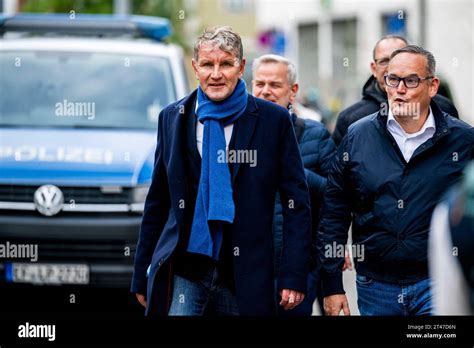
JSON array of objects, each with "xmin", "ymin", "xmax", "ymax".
[
  {"xmin": 231, "ymin": 95, "xmax": 259, "ymax": 185},
  {"xmin": 185, "ymin": 98, "xmax": 201, "ymax": 174},
  {"xmin": 167, "ymin": 90, "xmax": 198, "ymax": 225}
]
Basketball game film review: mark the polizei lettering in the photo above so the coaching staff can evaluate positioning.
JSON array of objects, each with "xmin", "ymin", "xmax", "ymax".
[{"xmin": 0, "ymin": 146, "xmax": 113, "ymax": 164}]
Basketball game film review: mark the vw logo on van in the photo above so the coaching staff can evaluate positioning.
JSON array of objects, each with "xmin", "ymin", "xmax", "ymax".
[{"xmin": 34, "ymin": 185, "xmax": 64, "ymax": 216}]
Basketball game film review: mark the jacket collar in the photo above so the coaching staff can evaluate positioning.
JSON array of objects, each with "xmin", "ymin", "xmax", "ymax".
[
  {"xmin": 175, "ymin": 88, "xmax": 258, "ymax": 116},
  {"xmin": 362, "ymin": 75, "xmax": 387, "ymax": 105},
  {"xmin": 376, "ymin": 99, "xmax": 450, "ymax": 140},
  {"xmin": 174, "ymin": 89, "xmax": 198, "ymax": 114}
]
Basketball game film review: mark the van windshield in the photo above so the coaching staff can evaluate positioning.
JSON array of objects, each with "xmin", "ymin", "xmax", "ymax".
[{"xmin": 0, "ymin": 51, "xmax": 176, "ymax": 129}]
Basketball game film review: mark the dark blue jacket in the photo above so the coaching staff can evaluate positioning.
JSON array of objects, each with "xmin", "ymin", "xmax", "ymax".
[
  {"xmin": 318, "ymin": 100, "xmax": 474, "ymax": 297},
  {"xmin": 273, "ymin": 113, "xmax": 336, "ymax": 274},
  {"xmin": 131, "ymin": 90, "xmax": 311, "ymax": 316}
]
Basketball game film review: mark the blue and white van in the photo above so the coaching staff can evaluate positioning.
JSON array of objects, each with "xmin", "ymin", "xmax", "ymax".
[{"xmin": 0, "ymin": 14, "xmax": 188, "ymax": 287}]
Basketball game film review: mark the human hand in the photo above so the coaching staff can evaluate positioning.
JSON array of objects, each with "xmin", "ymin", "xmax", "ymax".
[
  {"xmin": 324, "ymin": 294, "xmax": 350, "ymax": 316},
  {"xmin": 279, "ymin": 289, "xmax": 305, "ymax": 310},
  {"xmin": 135, "ymin": 293, "xmax": 147, "ymax": 308}
]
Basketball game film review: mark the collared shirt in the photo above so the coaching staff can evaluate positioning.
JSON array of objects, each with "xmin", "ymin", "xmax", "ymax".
[
  {"xmin": 387, "ymin": 107, "xmax": 436, "ymax": 162},
  {"xmin": 195, "ymin": 100, "xmax": 234, "ymax": 157}
]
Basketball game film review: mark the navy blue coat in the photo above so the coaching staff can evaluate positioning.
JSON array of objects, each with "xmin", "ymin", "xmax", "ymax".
[
  {"xmin": 131, "ymin": 90, "xmax": 311, "ymax": 316},
  {"xmin": 318, "ymin": 100, "xmax": 474, "ymax": 296},
  {"xmin": 273, "ymin": 114, "xmax": 336, "ymax": 274}
]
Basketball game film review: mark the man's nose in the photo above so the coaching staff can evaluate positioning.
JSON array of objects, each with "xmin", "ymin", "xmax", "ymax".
[
  {"xmin": 396, "ymin": 80, "xmax": 407, "ymax": 93},
  {"xmin": 210, "ymin": 65, "xmax": 222, "ymax": 79},
  {"xmin": 262, "ymin": 84, "xmax": 271, "ymax": 95}
]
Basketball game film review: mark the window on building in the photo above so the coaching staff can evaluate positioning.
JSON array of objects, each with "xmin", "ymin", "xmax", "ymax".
[
  {"xmin": 298, "ymin": 23, "xmax": 319, "ymax": 93},
  {"xmin": 223, "ymin": 0, "xmax": 251, "ymax": 13},
  {"xmin": 332, "ymin": 18, "xmax": 357, "ymax": 79},
  {"xmin": 382, "ymin": 11, "xmax": 407, "ymax": 36}
]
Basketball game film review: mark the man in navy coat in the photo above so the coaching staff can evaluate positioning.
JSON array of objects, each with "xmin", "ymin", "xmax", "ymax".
[{"xmin": 131, "ymin": 26, "xmax": 311, "ymax": 316}]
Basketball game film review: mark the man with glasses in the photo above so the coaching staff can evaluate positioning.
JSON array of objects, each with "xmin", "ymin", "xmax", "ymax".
[
  {"xmin": 332, "ymin": 35, "xmax": 458, "ymax": 147},
  {"xmin": 318, "ymin": 45, "xmax": 474, "ymax": 316}
]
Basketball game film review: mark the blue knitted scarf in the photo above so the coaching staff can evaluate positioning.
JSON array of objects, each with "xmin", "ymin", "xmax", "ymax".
[{"xmin": 187, "ymin": 79, "xmax": 248, "ymax": 260}]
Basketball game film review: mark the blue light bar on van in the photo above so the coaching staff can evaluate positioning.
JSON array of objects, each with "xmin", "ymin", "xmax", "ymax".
[{"xmin": 0, "ymin": 13, "xmax": 172, "ymax": 41}]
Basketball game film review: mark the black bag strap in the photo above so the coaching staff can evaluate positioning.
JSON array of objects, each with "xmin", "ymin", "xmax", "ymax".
[{"xmin": 294, "ymin": 116, "xmax": 305, "ymax": 142}]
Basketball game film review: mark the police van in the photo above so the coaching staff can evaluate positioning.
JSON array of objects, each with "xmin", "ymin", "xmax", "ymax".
[{"xmin": 0, "ymin": 14, "xmax": 188, "ymax": 288}]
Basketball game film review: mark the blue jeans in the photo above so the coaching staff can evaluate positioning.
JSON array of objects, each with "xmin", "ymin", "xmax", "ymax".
[
  {"xmin": 356, "ymin": 274, "xmax": 432, "ymax": 316},
  {"xmin": 168, "ymin": 266, "xmax": 239, "ymax": 316}
]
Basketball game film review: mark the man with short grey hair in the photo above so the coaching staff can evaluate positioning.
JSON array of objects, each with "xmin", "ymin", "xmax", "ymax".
[
  {"xmin": 252, "ymin": 54, "xmax": 336, "ymax": 316},
  {"xmin": 253, "ymin": 54, "xmax": 297, "ymax": 85},
  {"xmin": 193, "ymin": 26, "xmax": 243, "ymax": 64},
  {"xmin": 132, "ymin": 26, "xmax": 312, "ymax": 316}
]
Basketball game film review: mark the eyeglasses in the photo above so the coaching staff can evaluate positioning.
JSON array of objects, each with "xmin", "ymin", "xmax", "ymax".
[
  {"xmin": 374, "ymin": 58, "xmax": 390, "ymax": 66},
  {"xmin": 384, "ymin": 74, "xmax": 434, "ymax": 88}
]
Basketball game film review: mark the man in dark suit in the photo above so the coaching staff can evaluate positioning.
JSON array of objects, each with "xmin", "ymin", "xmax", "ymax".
[{"xmin": 131, "ymin": 26, "xmax": 311, "ymax": 316}]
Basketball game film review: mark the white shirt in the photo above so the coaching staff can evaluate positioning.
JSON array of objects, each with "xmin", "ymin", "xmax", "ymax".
[
  {"xmin": 195, "ymin": 101, "xmax": 234, "ymax": 157},
  {"xmin": 387, "ymin": 107, "xmax": 436, "ymax": 162}
]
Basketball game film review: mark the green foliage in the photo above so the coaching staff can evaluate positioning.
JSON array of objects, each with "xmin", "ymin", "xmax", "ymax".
[
  {"xmin": 21, "ymin": 0, "xmax": 113, "ymax": 14},
  {"xmin": 20, "ymin": 0, "xmax": 187, "ymax": 49},
  {"xmin": 133, "ymin": 0, "xmax": 187, "ymax": 48}
]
